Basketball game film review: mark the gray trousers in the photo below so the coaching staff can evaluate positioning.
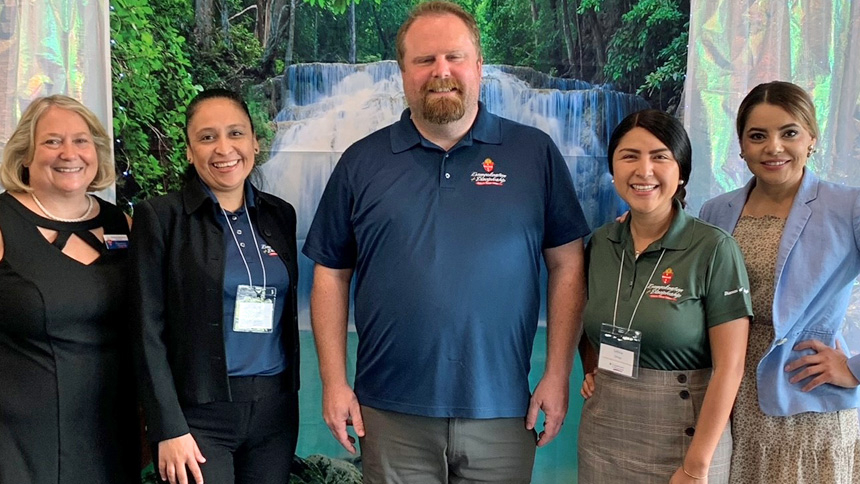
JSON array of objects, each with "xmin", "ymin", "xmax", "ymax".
[{"xmin": 359, "ymin": 405, "xmax": 537, "ymax": 484}]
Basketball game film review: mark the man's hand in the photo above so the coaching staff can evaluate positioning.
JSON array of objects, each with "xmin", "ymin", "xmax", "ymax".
[
  {"xmin": 322, "ymin": 383, "xmax": 365, "ymax": 454},
  {"xmin": 785, "ymin": 339, "xmax": 860, "ymax": 391},
  {"xmin": 580, "ymin": 369, "xmax": 596, "ymax": 399},
  {"xmin": 525, "ymin": 374, "xmax": 569, "ymax": 447},
  {"xmin": 157, "ymin": 433, "xmax": 206, "ymax": 484}
]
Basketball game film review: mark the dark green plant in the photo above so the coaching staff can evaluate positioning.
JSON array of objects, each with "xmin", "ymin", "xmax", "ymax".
[
  {"xmin": 110, "ymin": 0, "xmax": 200, "ymax": 209},
  {"xmin": 582, "ymin": 0, "xmax": 688, "ymax": 107}
]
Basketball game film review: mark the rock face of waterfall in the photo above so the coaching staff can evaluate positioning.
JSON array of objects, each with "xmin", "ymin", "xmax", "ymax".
[{"xmin": 260, "ymin": 60, "xmax": 649, "ymax": 326}]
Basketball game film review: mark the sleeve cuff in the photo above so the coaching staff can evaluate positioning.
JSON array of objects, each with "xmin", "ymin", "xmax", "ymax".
[{"xmin": 847, "ymin": 354, "xmax": 860, "ymax": 383}]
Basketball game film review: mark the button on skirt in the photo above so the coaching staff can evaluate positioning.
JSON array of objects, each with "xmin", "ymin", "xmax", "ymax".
[{"xmin": 577, "ymin": 367, "xmax": 731, "ymax": 483}]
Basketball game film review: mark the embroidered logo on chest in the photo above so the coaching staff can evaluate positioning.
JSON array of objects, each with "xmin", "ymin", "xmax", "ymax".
[
  {"xmin": 661, "ymin": 268, "xmax": 674, "ymax": 284},
  {"xmin": 471, "ymin": 158, "xmax": 507, "ymax": 186},
  {"xmin": 261, "ymin": 244, "xmax": 279, "ymax": 257},
  {"xmin": 647, "ymin": 267, "xmax": 684, "ymax": 301}
]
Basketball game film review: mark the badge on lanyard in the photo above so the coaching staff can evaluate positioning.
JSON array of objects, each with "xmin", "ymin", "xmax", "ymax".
[
  {"xmin": 598, "ymin": 323, "xmax": 642, "ymax": 378},
  {"xmin": 233, "ymin": 285, "xmax": 276, "ymax": 333},
  {"xmin": 222, "ymin": 202, "xmax": 276, "ymax": 334},
  {"xmin": 600, "ymin": 248, "xmax": 666, "ymax": 379}
]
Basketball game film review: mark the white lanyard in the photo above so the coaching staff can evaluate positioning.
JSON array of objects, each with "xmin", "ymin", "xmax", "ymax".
[
  {"xmin": 611, "ymin": 247, "xmax": 666, "ymax": 331},
  {"xmin": 221, "ymin": 202, "xmax": 267, "ymax": 295}
]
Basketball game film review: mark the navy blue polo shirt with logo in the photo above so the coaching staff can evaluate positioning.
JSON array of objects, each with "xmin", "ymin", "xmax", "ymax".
[
  {"xmin": 206, "ymin": 180, "xmax": 290, "ymax": 377},
  {"xmin": 303, "ymin": 104, "xmax": 589, "ymax": 418}
]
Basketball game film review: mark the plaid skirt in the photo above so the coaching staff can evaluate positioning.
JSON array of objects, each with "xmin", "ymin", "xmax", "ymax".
[{"xmin": 577, "ymin": 367, "xmax": 731, "ymax": 484}]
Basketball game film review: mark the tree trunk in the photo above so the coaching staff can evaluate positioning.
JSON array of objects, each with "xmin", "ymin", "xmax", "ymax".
[
  {"xmin": 268, "ymin": 0, "xmax": 286, "ymax": 48},
  {"xmin": 257, "ymin": 0, "xmax": 290, "ymax": 76},
  {"xmin": 220, "ymin": 0, "xmax": 231, "ymax": 47},
  {"xmin": 529, "ymin": 0, "xmax": 539, "ymax": 54},
  {"xmin": 559, "ymin": 0, "xmax": 576, "ymax": 73},
  {"xmin": 371, "ymin": 2, "xmax": 392, "ymax": 59},
  {"xmin": 194, "ymin": 0, "xmax": 215, "ymax": 48},
  {"xmin": 285, "ymin": 0, "xmax": 296, "ymax": 68},
  {"xmin": 586, "ymin": 9, "xmax": 606, "ymax": 72},
  {"xmin": 547, "ymin": 0, "xmax": 564, "ymax": 70},
  {"xmin": 256, "ymin": 0, "xmax": 269, "ymax": 45},
  {"xmin": 313, "ymin": 9, "xmax": 319, "ymax": 60},
  {"xmin": 348, "ymin": 0, "xmax": 356, "ymax": 63},
  {"xmin": 574, "ymin": 2, "xmax": 583, "ymax": 78}
]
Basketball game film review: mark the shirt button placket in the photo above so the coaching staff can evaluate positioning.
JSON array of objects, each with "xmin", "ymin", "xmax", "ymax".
[{"xmin": 441, "ymin": 153, "xmax": 454, "ymax": 189}]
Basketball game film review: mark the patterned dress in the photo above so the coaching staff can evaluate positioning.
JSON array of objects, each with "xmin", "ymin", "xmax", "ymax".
[{"xmin": 731, "ymin": 215, "xmax": 860, "ymax": 483}]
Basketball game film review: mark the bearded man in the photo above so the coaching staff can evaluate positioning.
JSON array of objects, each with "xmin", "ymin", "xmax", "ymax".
[{"xmin": 303, "ymin": 2, "xmax": 590, "ymax": 482}]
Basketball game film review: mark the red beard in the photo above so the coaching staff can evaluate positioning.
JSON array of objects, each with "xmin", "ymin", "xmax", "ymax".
[{"xmin": 420, "ymin": 78, "xmax": 466, "ymax": 124}]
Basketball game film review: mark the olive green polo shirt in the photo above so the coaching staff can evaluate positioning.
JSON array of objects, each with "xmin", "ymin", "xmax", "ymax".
[{"xmin": 583, "ymin": 203, "xmax": 752, "ymax": 371}]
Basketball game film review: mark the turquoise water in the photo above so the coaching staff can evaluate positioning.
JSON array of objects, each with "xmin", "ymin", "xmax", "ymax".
[{"xmin": 296, "ymin": 328, "xmax": 583, "ymax": 483}]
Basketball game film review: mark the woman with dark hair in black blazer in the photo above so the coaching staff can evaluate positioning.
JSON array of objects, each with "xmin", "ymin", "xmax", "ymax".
[{"xmin": 130, "ymin": 88, "xmax": 299, "ymax": 484}]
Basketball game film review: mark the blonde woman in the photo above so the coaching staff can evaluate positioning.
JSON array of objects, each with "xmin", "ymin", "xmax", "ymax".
[{"xmin": 0, "ymin": 95, "xmax": 138, "ymax": 483}]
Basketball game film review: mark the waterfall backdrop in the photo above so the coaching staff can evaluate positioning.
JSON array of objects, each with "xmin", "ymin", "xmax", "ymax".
[
  {"xmin": 257, "ymin": 62, "xmax": 648, "ymax": 478},
  {"xmin": 260, "ymin": 60, "xmax": 648, "ymax": 330},
  {"xmin": 5, "ymin": 0, "xmax": 860, "ymax": 482}
]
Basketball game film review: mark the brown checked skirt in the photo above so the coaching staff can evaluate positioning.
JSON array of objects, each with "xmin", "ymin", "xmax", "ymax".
[{"xmin": 577, "ymin": 367, "xmax": 731, "ymax": 483}]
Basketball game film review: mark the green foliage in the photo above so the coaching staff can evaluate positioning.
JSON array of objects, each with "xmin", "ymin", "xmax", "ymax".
[
  {"xmin": 111, "ymin": 0, "xmax": 280, "ymax": 206},
  {"xmin": 599, "ymin": 0, "xmax": 687, "ymax": 106},
  {"xmin": 288, "ymin": 454, "xmax": 362, "ymax": 483},
  {"xmin": 244, "ymin": 88, "xmax": 277, "ymax": 159},
  {"xmin": 181, "ymin": 22, "xmax": 276, "ymax": 156},
  {"xmin": 577, "ymin": 0, "xmax": 602, "ymax": 13},
  {"xmin": 642, "ymin": 29, "xmax": 688, "ymax": 94},
  {"xmin": 188, "ymin": 28, "xmax": 263, "ymax": 90},
  {"xmin": 140, "ymin": 464, "xmax": 158, "ymax": 484},
  {"xmin": 140, "ymin": 454, "xmax": 364, "ymax": 484},
  {"xmin": 289, "ymin": 0, "xmax": 413, "ymax": 63},
  {"xmin": 110, "ymin": 0, "xmax": 201, "ymax": 208},
  {"xmin": 306, "ymin": 0, "xmax": 380, "ymax": 15},
  {"xmin": 110, "ymin": 0, "xmax": 689, "ymax": 207},
  {"xmin": 477, "ymin": 0, "xmax": 546, "ymax": 70}
]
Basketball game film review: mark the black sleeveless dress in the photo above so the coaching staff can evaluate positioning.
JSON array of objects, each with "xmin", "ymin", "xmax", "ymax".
[{"xmin": 0, "ymin": 192, "xmax": 139, "ymax": 484}]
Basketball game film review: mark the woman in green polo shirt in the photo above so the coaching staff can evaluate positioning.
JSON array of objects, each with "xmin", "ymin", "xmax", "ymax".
[{"xmin": 577, "ymin": 109, "xmax": 752, "ymax": 483}]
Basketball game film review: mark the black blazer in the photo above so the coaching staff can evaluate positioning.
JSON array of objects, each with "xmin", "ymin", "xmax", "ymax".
[{"xmin": 130, "ymin": 176, "xmax": 299, "ymax": 443}]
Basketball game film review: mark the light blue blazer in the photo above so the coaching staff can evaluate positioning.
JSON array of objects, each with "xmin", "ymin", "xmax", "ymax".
[{"xmin": 700, "ymin": 169, "xmax": 860, "ymax": 416}]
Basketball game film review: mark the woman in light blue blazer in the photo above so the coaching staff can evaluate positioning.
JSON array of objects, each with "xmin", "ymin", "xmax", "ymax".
[{"xmin": 699, "ymin": 80, "xmax": 860, "ymax": 483}]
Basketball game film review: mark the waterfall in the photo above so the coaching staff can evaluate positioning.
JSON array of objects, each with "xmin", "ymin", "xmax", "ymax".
[{"xmin": 259, "ymin": 60, "xmax": 649, "ymax": 326}]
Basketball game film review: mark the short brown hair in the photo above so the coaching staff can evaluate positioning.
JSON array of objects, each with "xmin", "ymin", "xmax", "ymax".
[
  {"xmin": 736, "ymin": 81, "xmax": 820, "ymax": 141},
  {"xmin": 395, "ymin": 1, "xmax": 482, "ymax": 70},
  {"xmin": 1, "ymin": 94, "xmax": 115, "ymax": 192}
]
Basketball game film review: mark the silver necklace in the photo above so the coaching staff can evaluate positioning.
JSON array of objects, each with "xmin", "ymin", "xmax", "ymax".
[{"xmin": 31, "ymin": 192, "xmax": 94, "ymax": 222}]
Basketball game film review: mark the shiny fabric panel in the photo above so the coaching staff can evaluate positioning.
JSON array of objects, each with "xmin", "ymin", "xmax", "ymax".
[
  {"xmin": 0, "ymin": 0, "xmax": 112, "ymax": 198},
  {"xmin": 684, "ymin": 0, "xmax": 860, "ymax": 357}
]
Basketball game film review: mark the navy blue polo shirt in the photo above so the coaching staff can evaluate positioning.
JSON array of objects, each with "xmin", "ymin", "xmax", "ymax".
[
  {"xmin": 207, "ymin": 181, "xmax": 290, "ymax": 377},
  {"xmin": 303, "ymin": 104, "xmax": 589, "ymax": 418}
]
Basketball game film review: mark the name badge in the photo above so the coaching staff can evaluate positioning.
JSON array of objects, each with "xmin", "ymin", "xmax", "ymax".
[
  {"xmin": 104, "ymin": 234, "xmax": 129, "ymax": 250},
  {"xmin": 233, "ymin": 285, "xmax": 276, "ymax": 333},
  {"xmin": 597, "ymin": 323, "xmax": 642, "ymax": 379}
]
